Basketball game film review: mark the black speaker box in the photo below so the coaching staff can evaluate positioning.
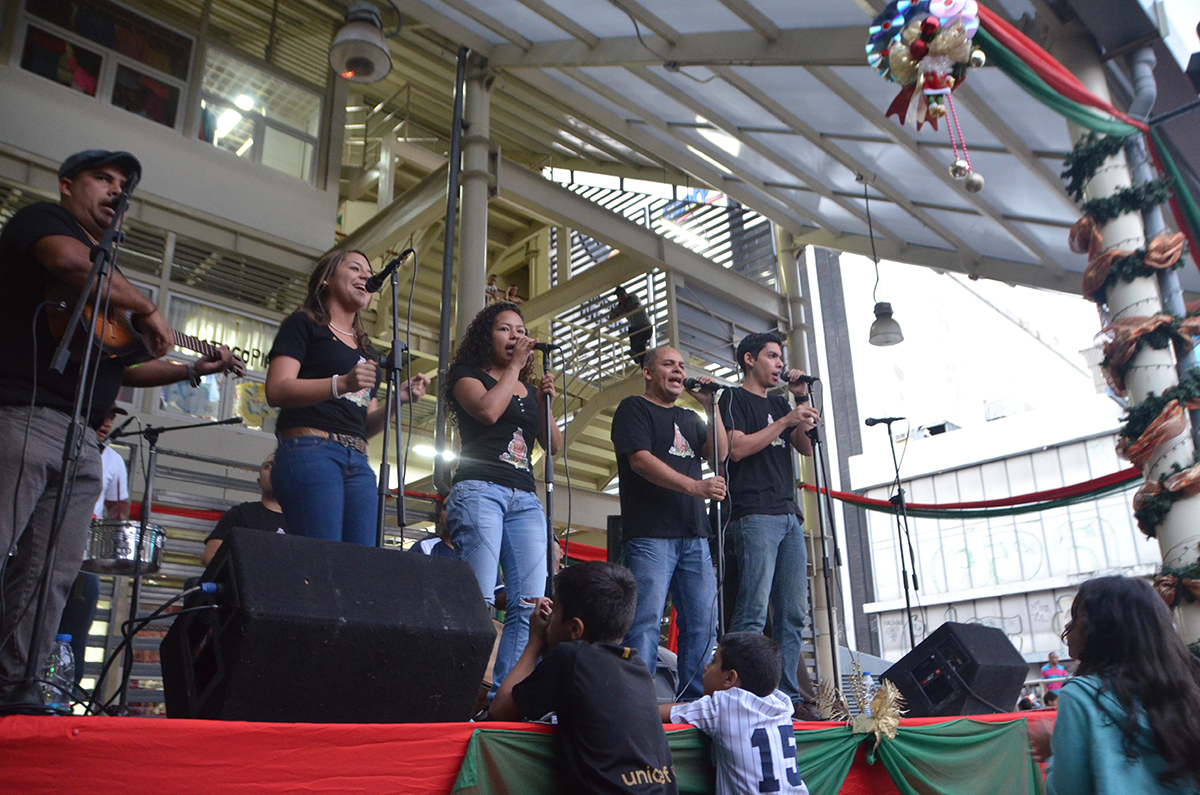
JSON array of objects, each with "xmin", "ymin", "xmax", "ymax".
[
  {"xmin": 881, "ymin": 622, "xmax": 1027, "ymax": 717},
  {"xmin": 161, "ymin": 529, "xmax": 496, "ymax": 723}
]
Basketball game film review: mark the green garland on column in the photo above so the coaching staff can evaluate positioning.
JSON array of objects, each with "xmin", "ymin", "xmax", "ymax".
[
  {"xmin": 1082, "ymin": 180, "xmax": 1173, "ymax": 225},
  {"xmin": 1062, "ymin": 133, "xmax": 1128, "ymax": 201}
]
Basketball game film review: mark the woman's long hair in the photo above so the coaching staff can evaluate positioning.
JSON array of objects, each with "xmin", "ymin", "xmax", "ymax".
[
  {"xmin": 301, "ymin": 249, "xmax": 371, "ymax": 353},
  {"xmin": 442, "ymin": 302, "xmax": 534, "ymax": 406},
  {"xmin": 1070, "ymin": 575, "xmax": 1200, "ymax": 785}
]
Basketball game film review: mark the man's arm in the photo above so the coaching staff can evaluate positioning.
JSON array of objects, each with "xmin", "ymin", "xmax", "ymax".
[
  {"xmin": 121, "ymin": 347, "xmax": 238, "ymax": 387},
  {"xmin": 32, "ymin": 234, "xmax": 173, "ymax": 358},
  {"xmin": 628, "ymin": 450, "xmax": 725, "ymax": 502},
  {"xmin": 200, "ymin": 539, "xmax": 222, "ymax": 568},
  {"xmin": 104, "ymin": 499, "xmax": 131, "ymax": 520},
  {"xmin": 489, "ymin": 597, "xmax": 552, "ymax": 721}
]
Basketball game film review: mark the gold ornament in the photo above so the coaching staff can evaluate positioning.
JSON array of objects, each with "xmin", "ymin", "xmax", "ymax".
[
  {"xmin": 889, "ymin": 47, "xmax": 919, "ymax": 86},
  {"xmin": 965, "ymin": 171, "xmax": 985, "ymax": 192},
  {"xmin": 929, "ymin": 21, "xmax": 971, "ymax": 62},
  {"xmin": 949, "ymin": 158, "xmax": 969, "ymax": 179},
  {"xmin": 851, "ymin": 680, "xmax": 907, "ymax": 751},
  {"xmin": 900, "ymin": 18, "xmax": 923, "ymax": 46},
  {"xmin": 927, "ymin": 102, "xmax": 946, "ymax": 120},
  {"xmin": 970, "ymin": 49, "xmax": 986, "ymax": 69}
]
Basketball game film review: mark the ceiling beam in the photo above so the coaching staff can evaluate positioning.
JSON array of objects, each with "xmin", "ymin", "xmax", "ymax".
[
  {"xmin": 716, "ymin": 0, "xmax": 781, "ymax": 42},
  {"xmin": 391, "ymin": 0, "xmax": 496, "ymax": 54},
  {"xmin": 488, "ymin": 26, "xmax": 863, "ymax": 69},
  {"xmin": 511, "ymin": 0, "xmax": 600, "ymax": 47},
  {"xmin": 608, "ymin": 0, "xmax": 681, "ymax": 45},
  {"xmin": 439, "ymin": 0, "xmax": 532, "ymax": 50},
  {"xmin": 335, "ymin": 164, "xmax": 448, "ymax": 255},
  {"xmin": 808, "ymin": 65, "xmax": 1067, "ymax": 281}
]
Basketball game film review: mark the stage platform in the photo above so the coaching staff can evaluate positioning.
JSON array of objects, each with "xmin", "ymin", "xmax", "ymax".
[{"xmin": 0, "ymin": 711, "xmax": 1052, "ymax": 794}]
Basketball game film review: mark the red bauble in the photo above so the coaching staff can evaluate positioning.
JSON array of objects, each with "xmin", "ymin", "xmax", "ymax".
[
  {"xmin": 910, "ymin": 39, "xmax": 929, "ymax": 59},
  {"xmin": 921, "ymin": 16, "xmax": 940, "ymax": 37}
]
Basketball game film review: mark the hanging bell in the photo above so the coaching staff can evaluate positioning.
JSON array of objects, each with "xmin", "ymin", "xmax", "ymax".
[
  {"xmin": 970, "ymin": 49, "xmax": 986, "ymax": 69},
  {"xmin": 949, "ymin": 159, "xmax": 970, "ymax": 179},
  {"xmin": 964, "ymin": 171, "xmax": 985, "ymax": 192},
  {"xmin": 927, "ymin": 102, "xmax": 946, "ymax": 120}
]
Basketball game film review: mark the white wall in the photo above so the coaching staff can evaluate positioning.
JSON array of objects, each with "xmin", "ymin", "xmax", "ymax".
[{"xmin": 0, "ymin": 65, "xmax": 337, "ymax": 253}]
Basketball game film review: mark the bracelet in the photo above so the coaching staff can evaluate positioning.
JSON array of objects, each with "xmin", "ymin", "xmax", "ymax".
[
  {"xmin": 331, "ymin": 375, "xmax": 340, "ymax": 399},
  {"xmin": 186, "ymin": 362, "xmax": 201, "ymax": 388}
]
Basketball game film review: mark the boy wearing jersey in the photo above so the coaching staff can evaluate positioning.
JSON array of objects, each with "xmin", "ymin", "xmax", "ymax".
[{"xmin": 663, "ymin": 632, "xmax": 810, "ymax": 795}]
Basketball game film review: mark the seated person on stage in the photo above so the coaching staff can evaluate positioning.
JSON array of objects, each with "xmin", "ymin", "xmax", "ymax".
[
  {"xmin": 200, "ymin": 453, "xmax": 287, "ymax": 566},
  {"xmin": 489, "ymin": 562, "xmax": 678, "ymax": 794},
  {"xmin": 662, "ymin": 632, "xmax": 810, "ymax": 795},
  {"xmin": 409, "ymin": 506, "xmax": 456, "ymax": 559}
]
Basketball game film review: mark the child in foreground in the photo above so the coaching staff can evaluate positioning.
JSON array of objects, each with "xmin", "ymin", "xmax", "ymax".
[
  {"xmin": 489, "ymin": 562, "xmax": 677, "ymax": 794},
  {"xmin": 662, "ymin": 632, "xmax": 810, "ymax": 795}
]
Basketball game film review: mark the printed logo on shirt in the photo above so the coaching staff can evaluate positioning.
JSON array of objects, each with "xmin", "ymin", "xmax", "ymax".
[
  {"xmin": 499, "ymin": 428, "xmax": 531, "ymax": 471},
  {"xmin": 620, "ymin": 764, "xmax": 675, "ymax": 788},
  {"xmin": 767, "ymin": 413, "xmax": 787, "ymax": 447},
  {"xmin": 339, "ymin": 356, "xmax": 374, "ymax": 407},
  {"xmin": 669, "ymin": 423, "xmax": 695, "ymax": 458}
]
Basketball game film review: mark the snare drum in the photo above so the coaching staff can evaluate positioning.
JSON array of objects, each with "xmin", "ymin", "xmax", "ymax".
[{"xmin": 82, "ymin": 520, "xmax": 165, "ymax": 575}]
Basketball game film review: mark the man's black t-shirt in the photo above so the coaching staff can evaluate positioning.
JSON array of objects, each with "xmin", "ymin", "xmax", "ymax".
[
  {"xmin": 446, "ymin": 363, "xmax": 539, "ymax": 492},
  {"xmin": 512, "ymin": 641, "xmax": 678, "ymax": 795},
  {"xmin": 719, "ymin": 388, "xmax": 801, "ymax": 521},
  {"xmin": 611, "ymin": 396, "xmax": 707, "ymax": 540},
  {"xmin": 205, "ymin": 501, "xmax": 287, "ymax": 543},
  {"xmin": 268, "ymin": 312, "xmax": 379, "ymax": 439},
  {"xmin": 0, "ymin": 202, "xmax": 124, "ymax": 428}
]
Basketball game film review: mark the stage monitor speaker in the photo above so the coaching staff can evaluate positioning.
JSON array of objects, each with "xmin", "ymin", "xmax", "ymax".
[
  {"xmin": 161, "ymin": 529, "xmax": 495, "ymax": 723},
  {"xmin": 881, "ymin": 622, "xmax": 1027, "ymax": 717}
]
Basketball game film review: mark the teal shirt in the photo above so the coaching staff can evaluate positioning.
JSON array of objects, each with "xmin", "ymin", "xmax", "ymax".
[{"xmin": 1047, "ymin": 675, "xmax": 1200, "ymax": 795}]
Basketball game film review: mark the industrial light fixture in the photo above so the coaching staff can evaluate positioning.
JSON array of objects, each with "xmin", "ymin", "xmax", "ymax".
[
  {"xmin": 330, "ymin": 1, "xmax": 399, "ymax": 83},
  {"xmin": 860, "ymin": 175, "xmax": 904, "ymax": 346}
]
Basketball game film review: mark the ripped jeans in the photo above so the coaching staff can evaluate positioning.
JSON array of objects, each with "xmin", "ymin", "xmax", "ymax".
[{"xmin": 446, "ymin": 480, "xmax": 548, "ymax": 699}]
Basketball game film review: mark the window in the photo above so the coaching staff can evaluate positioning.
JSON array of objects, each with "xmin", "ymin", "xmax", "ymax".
[
  {"xmin": 18, "ymin": 0, "xmax": 193, "ymax": 129},
  {"xmin": 199, "ymin": 50, "xmax": 322, "ymax": 183}
]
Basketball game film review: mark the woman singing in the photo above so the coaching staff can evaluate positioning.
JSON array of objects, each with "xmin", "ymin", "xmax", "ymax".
[
  {"xmin": 1032, "ymin": 575, "xmax": 1200, "ymax": 794},
  {"xmin": 265, "ymin": 249, "xmax": 429, "ymax": 545},
  {"xmin": 444, "ymin": 302, "xmax": 561, "ymax": 698}
]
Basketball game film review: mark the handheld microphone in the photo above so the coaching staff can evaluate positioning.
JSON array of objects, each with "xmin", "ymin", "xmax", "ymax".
[
  {"xmin": 682, "ymin": 377, "xmax": 720, "ymax": 394},
  {"xmin": 532, "ymin": 342, "xmax": 562, "ymax": 353},
  {"xmin": 865, "ymin": 416, "xmax": 905, "ymax": 426},
  {"xmin": 104, "ymin": 415, "xmax": 137, "ymax": 443},
  {"xmin": 365, "ymin": 248, "xmax": 415, "ymax": 293},
  {"xmin": 785, "ymin": 373, "xmax": 818, "ymax": 385}
]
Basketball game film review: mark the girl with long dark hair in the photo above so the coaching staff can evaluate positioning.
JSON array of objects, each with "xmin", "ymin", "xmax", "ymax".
[
  {"xmin": 444, "ymin": 301, "xmax": 561, "ymax": 699},
  {"xmin": 265, "ymin": 249, "xmax": 429, "ymax": 545},
  {"xmin": 1034, "ymin": 575, "xmax": 1200, "ymax": 794}
]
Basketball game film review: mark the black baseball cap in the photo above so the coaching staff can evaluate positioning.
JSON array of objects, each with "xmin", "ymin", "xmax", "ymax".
[{"xmin": 58, "ymin": 150, "xmax": 142, "ymax": 181}]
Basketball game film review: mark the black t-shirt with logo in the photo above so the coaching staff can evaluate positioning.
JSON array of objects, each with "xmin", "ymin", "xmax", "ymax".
[
  {"xmin": 512, "ymin": 641, "xmax": 678, "ymax": 795},
  {"xmin": 268, "ymin": 312, "xmax": 379, "ymax": 439},
  {"xmin": 205, "ymin": 501, "xmax": 288, "ymax": 543},
  {"xmin": 611, "ymin": 395, "xmax": 708, "ymax": 540},
  {"xmin": 447, "ymin": 363, "xmax": 539, "ymax": 493},
  {"xmin": 719, "ymin": 387, "xmax": 801, "ymax": 521},
  {"xmin": 0, "ymin": 202, "xmax": 124, "ymax": 428}
]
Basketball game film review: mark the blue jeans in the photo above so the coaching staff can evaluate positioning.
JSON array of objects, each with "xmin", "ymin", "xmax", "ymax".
[
  {"xmin": 730, "ymin": 513, "xmax": 809, "ymax": 703},
  {"xmin": 445, "ymin": 480, "xmax": 547, "ymax": 699},
  {"xmin": 273, "ymin": 436, "xmax": 377, "ymax": 546},
  {"xmin": 622, "ymin": 536, "xmax": 717, "ymax": 700}
]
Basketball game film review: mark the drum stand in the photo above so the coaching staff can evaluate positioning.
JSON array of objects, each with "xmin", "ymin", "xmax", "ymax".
[{"xmin": 107, "ymin": 417, "xmax": 241, "ymax": 712}]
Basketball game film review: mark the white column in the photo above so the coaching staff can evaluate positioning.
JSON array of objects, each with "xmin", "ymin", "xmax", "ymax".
[{"xmin": 455, "ymin": 58, "xmax": 492, "ymax": 342}]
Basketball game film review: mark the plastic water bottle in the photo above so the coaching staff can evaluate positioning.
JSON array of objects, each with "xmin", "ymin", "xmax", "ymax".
[
  {"xmin": 43, "ymin": 634, "xmax": 74, "ymax": 713},
  {"xmin": 862, "ymin": 673, "xmax": 877, "ymax": 714}
]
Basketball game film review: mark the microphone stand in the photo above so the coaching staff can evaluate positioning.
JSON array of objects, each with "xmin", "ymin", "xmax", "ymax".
[
  {"xmin": 704, "ymin": 389, "xmax": 726, "ymax": 637},
  {"xmin": 803, "ymin": 385, "xmax": 842, "ymax": 689},
  {"xmin": 542, "ymin": 348, "xmax": 556, "ymax": 596},
  {"xmin": 107, "ymin": 416, "xmax": 242, "ymax": 712},
  {"xmin": 874, "ymin": 419, "xmax": 918, "ymax": 648},
  {"xmin": 1, "ymin": 175, "xmax": 137, "ymax": 715},
  {"xmin": 374, "ymin": 250, "xmax": 414, "ymax": 547}
]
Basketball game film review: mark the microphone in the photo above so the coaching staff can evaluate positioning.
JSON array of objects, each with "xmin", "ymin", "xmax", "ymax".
[
  {"xmin": 865, "ymin": 416, "xmax": 905, "ymax": 427},
  {"xmin": 532, "ymin": 342, "xmax": 562, "ymax": 353},
  {"xmin": 365, "ymin": 248, "xmax": 415, "ymax": 293},
  {"xmin": 104, "ymin": 415, "xmax": 137, "ymax": 443},
  {"xmin": 683, "ymin": 377, "xmax": 720, "ymax": 394},
  {"xmin": 785, "ymin": 373, "xmax": 818, "ymax": 385}
]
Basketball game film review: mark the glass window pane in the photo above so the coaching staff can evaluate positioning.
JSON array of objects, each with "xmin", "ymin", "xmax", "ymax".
[
  {"xmin": 203, "ymin": 50, "xmax": 321, "ymax": 138},
  {"xmin": 26, "ymin": 0, "xmax": 192, "ymax": 80},
  {"xmin": 232, "ymin": 380, "xmax": 277, "ymax": 433},
  {"xmin": 21, "ymin": 26, "xmax": 101, "ymax": 97},
  {"xmin": 262, "ymin": 126, "xmax": 313, "ymax": 182},
  {"xmin": 113, "ymin": 64, "xmax": 179, "ymax": 127},
  {"xmin": 165, "ymin": 295, "xmax": 278, "ymax": 374},
  {"xmin": 158, "ymin": 360, "xmax": 221, "ymax": 420},
  {"xmin": 199, "ymin": 99, "xmax": 255, "ymax": 155}
]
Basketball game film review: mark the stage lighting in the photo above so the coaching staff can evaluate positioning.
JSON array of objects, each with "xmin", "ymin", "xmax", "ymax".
[
  {"xmin": 869, "ymin": 302, "xmax": 904, "ymax": 346},
  {"xmin": 330, "ymin": 1, "xmax": 395, "ymax": 83}
]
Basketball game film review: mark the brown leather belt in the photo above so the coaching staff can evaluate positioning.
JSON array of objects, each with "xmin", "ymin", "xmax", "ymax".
[{"xmin": 279, "ymin": 426, "xmax": 368, "ymax": 454}]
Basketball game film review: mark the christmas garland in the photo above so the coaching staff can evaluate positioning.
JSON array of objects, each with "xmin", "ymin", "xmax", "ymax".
[
  {"xmin": 1089, "ymin": 247, "xmax": 1184, "ymax": 300},
  {"xmin": 1061, "ymin": 133, "xmax": 1128, "ymax": 202},
  {"xmin": 1080, "ymin": 179, "xmax": 1173, "ymax": 225},
  {"xmin": 1103, "ymin": 314, "xmax": 1200, "ymax": 396},
  {"xmin": 1120, "ymin": 368, "xmax": 1200, "ymax": 441}
]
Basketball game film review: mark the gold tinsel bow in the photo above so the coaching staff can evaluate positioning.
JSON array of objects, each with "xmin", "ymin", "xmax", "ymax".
[{"xmin": 850, "ymin": 680, "xmax": 906, "ymax": 751}]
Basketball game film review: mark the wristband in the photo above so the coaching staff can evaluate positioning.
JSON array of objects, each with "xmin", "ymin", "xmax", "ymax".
[
  {"xmin": 186, "ymin": 362, "xmax": 201, "ymax": 388},
  {"xmin": 332, "ymin": 375, "xmax": 341, "ymax": 399}
]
